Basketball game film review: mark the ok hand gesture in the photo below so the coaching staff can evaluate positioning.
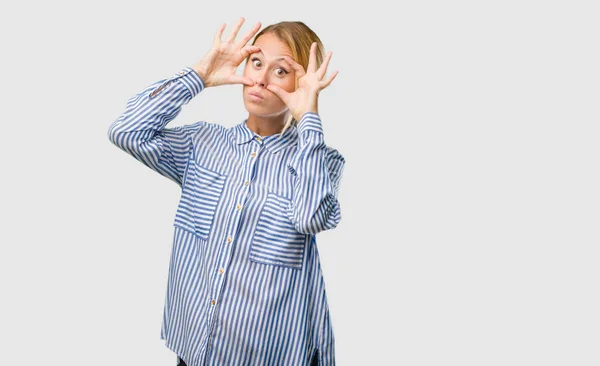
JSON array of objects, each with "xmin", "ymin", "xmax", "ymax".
[
  {"xmin": 193, "ymin": 17, "xmax": 262, "ymax": 88},
  {"xmin": 265, "ymin": 42, "xmax": 339, "ymax": 122}
]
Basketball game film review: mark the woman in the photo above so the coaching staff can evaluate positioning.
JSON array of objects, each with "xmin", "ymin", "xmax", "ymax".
[{"xmin": 108, "ymin": 17, "xmax": 345, "ymax": 366}]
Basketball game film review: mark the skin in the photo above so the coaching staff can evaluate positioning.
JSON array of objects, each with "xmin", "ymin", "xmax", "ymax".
[
  {"xmin": 192, "ymin": 17, "xmax": 339, "ymax": 137},
  {"xmin": 242, "ymin": 33, "xmax": 297, "ymax": 136}
]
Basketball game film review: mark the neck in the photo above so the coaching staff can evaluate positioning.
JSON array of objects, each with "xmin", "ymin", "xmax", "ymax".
[{"xmin": 246, "ymin": 113, "xmax": 287, "ymax": 137}]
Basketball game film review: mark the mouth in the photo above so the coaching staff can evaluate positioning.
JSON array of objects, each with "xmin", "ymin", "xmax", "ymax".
[{"xmin": 249, "ymin": 91, "xmax": 264, "ymax": 99}]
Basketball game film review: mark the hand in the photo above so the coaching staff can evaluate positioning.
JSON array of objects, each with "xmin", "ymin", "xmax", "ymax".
[
  {"xmin": 192, "ymin": 17, "xmax": 262, "ymax": 88},
  {"xmin": 265, "ymin": 42, "xmax": 339, "ymax": 122}
]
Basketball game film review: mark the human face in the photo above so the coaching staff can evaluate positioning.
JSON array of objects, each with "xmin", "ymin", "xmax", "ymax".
[{"xmin": 243, "ymin": 33, "xmax": 296, "ymax": 117}]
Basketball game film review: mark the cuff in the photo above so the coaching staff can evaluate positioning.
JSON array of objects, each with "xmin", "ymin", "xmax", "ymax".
[
  {"xmin": 296, "ymin": 112, "xmax": 324, "ymax": 136},
  {"xmin": 173, "ymin": 66, "xmax": 205, "ymax": 98}
]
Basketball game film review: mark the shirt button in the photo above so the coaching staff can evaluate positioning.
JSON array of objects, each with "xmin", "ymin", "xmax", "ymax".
[
  {"xmin": 244, "ymin": 181, "xmax": 249, "ymax": 186},
  {"xmin": 211, "ymin": 299, "xmax": 216, "ymax": 305},
  {"xmin": 179, "ymin": 71, "xmax": 185, "ymax": 75},
  {"xmin": 256, "ymin": 136, "xmax": 262, "ymax": 141},
  {"xmin": 227, "ymin": 236, "xmax": 232, "ymax": 243},
  {"xmin": 251, "ymin": 152, "xmax": 257, "ymax": 157},
  {"xmin": 219, "ymin": 268, "xmax": 224, "ymax": 274},
  {"xmin": 236, "ymin": 204, "xmax": 242, "ymax": 210}
]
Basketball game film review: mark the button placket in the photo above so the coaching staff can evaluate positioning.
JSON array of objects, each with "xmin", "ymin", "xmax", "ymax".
[
  {"xmin": 223, "ymin": 147, "xmax": 256, "ymax": 248},
  {"xmin": 209, "ymin": 141, "xmax": 261, "ymax": 333}
]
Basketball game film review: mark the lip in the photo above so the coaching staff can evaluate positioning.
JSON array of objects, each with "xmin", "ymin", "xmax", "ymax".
[{"xmin": 249, "ymin": 91, "xmax": 264, "ymax": 99}]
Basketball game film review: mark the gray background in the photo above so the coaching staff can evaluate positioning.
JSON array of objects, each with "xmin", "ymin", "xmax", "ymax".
[{"xmin": 1, "ymin": 1, "xmax": 598, "ymax": 365}]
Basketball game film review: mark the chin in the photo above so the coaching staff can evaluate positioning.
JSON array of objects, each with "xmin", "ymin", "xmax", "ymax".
[
  {"xmin": 243, "ymin": 96, "xmax": 288, "ymax": 117},
  {"xmin": 244, "ymin": 98, "xmax": 275, "ymax": 112},
  {"xmin": 244, "ymin": 102, "xmax": 266, "ymax": 114}
]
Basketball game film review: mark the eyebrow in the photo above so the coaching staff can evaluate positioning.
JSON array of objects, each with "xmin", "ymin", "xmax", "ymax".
[{"xmin": 255, "ymin": 50, "xmax": 287, "ymax": 62}]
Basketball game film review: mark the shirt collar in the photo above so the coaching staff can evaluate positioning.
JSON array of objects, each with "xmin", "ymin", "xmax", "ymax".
[{"xmin": 234, "ymin": 118, "xmax": 298, "ymax": 154}]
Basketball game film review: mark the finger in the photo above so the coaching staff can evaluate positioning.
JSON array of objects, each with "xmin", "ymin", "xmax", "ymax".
[
  {"xmin": 225, "ymin": 17, "xmax": 245, "ymax": 43},
  {"xmin": 214, "ymin": 23, "xmax": 226, "ymax": 46},
  {"xmin": 282, "ymin": 56, "xmax": 306, "ymax": 79},
  {"xmin": 316, "ymin": 51, "xmax": 333, "ymax": 80},
  {"xmin": 320, "ymin": 70, "xmax": 339, "ymax": 90},
  {"xmin": 266, "ymin": 84, "xmax": 289, "ymax": 104},
  {"xmin": 240, "ymin": 44, "xmax": 261, "ymax": 59},
  {"xmin": 236, "ymin": 21, "xmax": 262, "ymax": 48},
  {"xmin": 228, "ymin": 75, "xmax": 255, "ymax": 86},
  {"xmin": 308, "ymin": 42, "xmax": 317, "ymax": 74}
]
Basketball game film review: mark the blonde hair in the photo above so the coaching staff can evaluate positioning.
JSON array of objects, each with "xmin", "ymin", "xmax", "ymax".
[{"xmin": 245, "ymin": 21, "xmax": 326, "ymax": 136}]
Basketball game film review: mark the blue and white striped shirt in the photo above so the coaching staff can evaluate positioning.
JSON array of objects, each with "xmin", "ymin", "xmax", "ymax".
[{"xmin": 107, "ymin": 66, "xmax": 345, "ymax": 366}]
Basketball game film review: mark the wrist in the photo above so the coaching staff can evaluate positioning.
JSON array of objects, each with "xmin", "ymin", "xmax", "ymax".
[
  {"xmin": 295, "ymin": 109, "xmax": 318, "ymax": 121},
  {"xmin": 192, "ymin": 63, "xmax": 210, "ymax": 87}
]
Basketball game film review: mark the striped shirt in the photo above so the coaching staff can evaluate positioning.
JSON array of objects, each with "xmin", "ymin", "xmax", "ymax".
[{"xmin": 107, "ymin": 66, "xmax": 345, "ymax": 366}]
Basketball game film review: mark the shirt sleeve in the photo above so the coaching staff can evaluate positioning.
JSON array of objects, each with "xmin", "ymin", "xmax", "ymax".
[
  {"xmin": 286, "ymin": 112, "xmax": 346, "ymax": 235},
  {"xmin": 107, "ymin": 66, "xmax": 206, "ymax": 187}
]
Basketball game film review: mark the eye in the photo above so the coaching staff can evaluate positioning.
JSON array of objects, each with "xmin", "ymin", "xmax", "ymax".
[{"xmin": 251, "ymin": 57, "xmax": 289, "ymax": 76}]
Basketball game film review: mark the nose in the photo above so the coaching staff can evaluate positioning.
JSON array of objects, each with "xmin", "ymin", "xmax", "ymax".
[{"xmin": 254, "ymin": 70, "xmax": 267, "ymax": 88}]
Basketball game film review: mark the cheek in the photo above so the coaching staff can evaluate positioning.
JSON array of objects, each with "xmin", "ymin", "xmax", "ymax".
[{"xmin": 272, "ymin": 77, "xmax": 295, "ymax": 92}]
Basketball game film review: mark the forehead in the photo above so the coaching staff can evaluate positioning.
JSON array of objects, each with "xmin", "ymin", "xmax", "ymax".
[{"xmin": 254, "ymin": 34, "xmax": 293, "ymax": 60}]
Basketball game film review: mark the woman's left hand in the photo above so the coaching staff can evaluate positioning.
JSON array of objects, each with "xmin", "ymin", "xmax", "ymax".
[{"xmin": 266, "ymin": 42, "xmax": 339, "ymax": 122}]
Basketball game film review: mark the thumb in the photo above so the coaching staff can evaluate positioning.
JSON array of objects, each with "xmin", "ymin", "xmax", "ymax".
[{"xmin": 266, "ymin": 84, "xmax": 288, "ymax": 104}]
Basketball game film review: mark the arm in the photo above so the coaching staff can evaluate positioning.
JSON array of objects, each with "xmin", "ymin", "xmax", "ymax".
[
  {"xmin": 286, "ymin": 112, "xmax": 346, "ymax": 235},
  {"xmin": 107, "ymin": 67, "xmax": 206, "ymax": 187}
]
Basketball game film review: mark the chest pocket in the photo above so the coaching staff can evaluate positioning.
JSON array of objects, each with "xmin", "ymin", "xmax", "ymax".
[
  {"xmin": 174, "ymin": 161, "xmax": 226, "ymax": 241},
  {"xmin": 248, "ymin": 192, "xmax": 307, "ymax": 270}
]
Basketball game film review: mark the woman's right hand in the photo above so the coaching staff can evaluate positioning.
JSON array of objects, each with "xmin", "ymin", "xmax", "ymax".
[{"xmin": 192, "ymin": 17, "xmax": 262, "ymax": 88}]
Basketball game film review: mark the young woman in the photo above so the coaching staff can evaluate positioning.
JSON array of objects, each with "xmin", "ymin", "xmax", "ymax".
[{"xmin": 108, "ymin": 17, "xmax": 345, "ymax": 366}]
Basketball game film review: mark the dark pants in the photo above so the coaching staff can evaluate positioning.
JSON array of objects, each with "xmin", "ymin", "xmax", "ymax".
[{"xmin": 177, "ymin": 351, "xmax": 319, "ymax": 365}]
